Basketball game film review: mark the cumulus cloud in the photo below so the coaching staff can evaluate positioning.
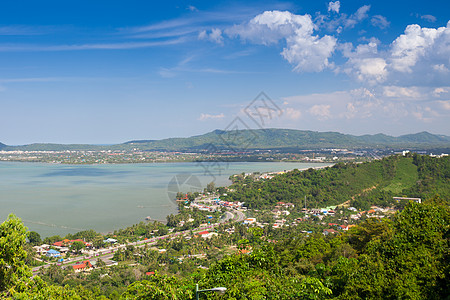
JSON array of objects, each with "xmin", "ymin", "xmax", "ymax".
[
  {"xmin": 433, "ymin": 87, "xmax": 448, "ymax": 96},
  {"xmin": 283, "ymin": 107, "xmax": 302, "ymax": 120},
  {"xmin": 198, "ymin": 28, "xmax": 224, "ymax": 45},
  {"xmin": 226, "ymin": 10, "xmax": 337, "ymax": 72},
  {"xmin": 390, "ymin": 23, "xmax": 448, "ymax": 73},
  {"xmin": 337, "ymin": 22, "xmax": 450, "ymax": 85},
  {"xmin": 199, "ymin": 8, "xmax": 450, "ymax": 84},
  {"xmin": 433, "ymin": 64, "xmax": 449, "ymax": 72},
  {"xmin": 371, "ymin": 15, "xmax": 390, "ymax": 29},
  {"xmin": 282, "ymin": 34, "xmax": 337, "ymax": 72},
  {"xmin": 308, "ymin": 104, "xmax": 331, "ymax": 120},
  {"xmin": 328, "ymin": 1, "xmax": 340, "ymax": 13},
  {"xmin": 226, "ymin": 11, "xmax": 313, "ymax": 45},
  {"xmin": 198, "ymin": 113, "xmax": 225, "ymax": 121},
  {"xmin": 342, "ymin": 42, "xmax": 388, "ymax": 84}
]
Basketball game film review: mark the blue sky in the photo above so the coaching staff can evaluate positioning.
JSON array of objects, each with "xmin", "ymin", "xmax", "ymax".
[{"xmin": 1, "ymin": 0, "xmax": 449, "ymax": 144}]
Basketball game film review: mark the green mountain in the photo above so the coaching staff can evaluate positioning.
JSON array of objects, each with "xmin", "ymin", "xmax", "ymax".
[
  {"xmin": 4, "ymin": 129, "xmax": 450, "ymax": 151},
  {"xmin": 122, "ymin": 129, "xmax": 450, "ymax": 151}
]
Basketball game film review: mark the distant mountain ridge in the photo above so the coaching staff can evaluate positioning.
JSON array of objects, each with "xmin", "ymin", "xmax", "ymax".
[{"xmin": 2, "ymin": 129, "xmax": 450, "ymax": 151}]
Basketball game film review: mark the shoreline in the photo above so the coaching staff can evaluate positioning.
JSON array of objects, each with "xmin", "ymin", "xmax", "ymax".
[{"xmin": 1, "ymin": 161, "xmax": 333, "ymax": 238}]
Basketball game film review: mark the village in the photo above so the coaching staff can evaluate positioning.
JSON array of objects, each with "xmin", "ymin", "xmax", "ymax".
[{"xmin": 29, "ymin": 188, "xmax": 414, "ymax": 277}]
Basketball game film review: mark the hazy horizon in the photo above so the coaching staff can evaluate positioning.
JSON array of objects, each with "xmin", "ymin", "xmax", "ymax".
[{"xmin": 2, "ymin": 128, "xmax": 450, "ymax": 146}]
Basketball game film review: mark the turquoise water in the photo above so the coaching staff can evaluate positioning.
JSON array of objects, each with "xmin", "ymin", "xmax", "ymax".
[{"xmin": 0, "ymin": 161, "xmax": 330, "ymax": 237}]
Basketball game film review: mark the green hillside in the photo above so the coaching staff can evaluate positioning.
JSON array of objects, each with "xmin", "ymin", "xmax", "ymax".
[
  {"xmin": 4, "ymin": 129, "xmax": 450, "ymax": 151},
  {"xmin": 383, "ymin": 157, "xmax": 418, "ymax": 193},
  {"xmin": 223, "ymin": 154, "xmax": 450, "ymax": 210}
]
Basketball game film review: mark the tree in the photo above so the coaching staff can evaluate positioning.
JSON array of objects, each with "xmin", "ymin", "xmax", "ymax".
[
  {"xmin": 70, "ymin": 241, "xmax": 86, "ymax": 254},
  {"xmin": 27, "ymin": 231, "xmax": 41, "ymax": 246},
  {"xmin": 43, "ymin": 235, "xmax": 63, "ymax": 245},
  {"xmin": 0, "ymin": 214, "xmax": 32, "ymax": 293},
  {"xmin": 206, "ymin": 181, "xmax": 216, "ymax": 193}
]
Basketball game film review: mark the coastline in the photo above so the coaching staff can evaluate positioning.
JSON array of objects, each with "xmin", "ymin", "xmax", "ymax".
[{"xmin": 1, "ymin": 161, "xmax": 333, "ymax": 238}]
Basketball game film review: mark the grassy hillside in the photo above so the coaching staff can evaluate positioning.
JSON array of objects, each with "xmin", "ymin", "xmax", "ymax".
[
  {"xmin": 224, "ymin": 154, "xmax": 449, "ymax": 210},
  {"xmin": 383, "ymin": 157, "xmax": 419, "ymax": 194}
]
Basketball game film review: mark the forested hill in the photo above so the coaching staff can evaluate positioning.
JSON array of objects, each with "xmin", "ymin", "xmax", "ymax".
[
  {"xmin": 125, "ymin": 129, "xmax": 450, "ymax": 150},
  {"xmin": 224, "ymin": 154, "xmax": 450, "ymax": 210},
  {"xmin": 3, "ymin": 129, "xmax": 450, "ymax": 151}
]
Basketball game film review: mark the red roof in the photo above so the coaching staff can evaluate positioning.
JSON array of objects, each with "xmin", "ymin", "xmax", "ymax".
[
  {"xmin": 53, "ymin": 239, "xmax": 90, "ymax": 247},
  {"xmin": 145, "ymin": 271, "xmax": 155, "ymax": 276},
  {"xmin": 72, "ymin": 264, "xmax": 85, "ymax": 270},
  {"xmin": 198, "ymin": 231, "xmax": 209, "ymax": 235},
  {"xmin": 72, "ymin": 260, "xmax": 92, "ymax": 270}
]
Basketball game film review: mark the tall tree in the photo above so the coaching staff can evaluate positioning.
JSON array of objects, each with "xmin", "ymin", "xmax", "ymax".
[
  {"xmin": 0, "ymin": 214, "xmax": 32, "ymax": 293},
  {"xmin": 27, "ymin": 231, "xmax": 41, "ymax": 246}
]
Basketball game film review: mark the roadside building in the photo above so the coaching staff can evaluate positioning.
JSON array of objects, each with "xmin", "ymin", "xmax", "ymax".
[
  {"xmin": 243, "ymin": 218, "xmax": 256, "ymax": 225},
  {"xmin": 323, "ymin": 229, "xmax": 338, "ymax": 236},
  {"xmin": 72, "ymin": 260, "xmax": 93, "ymax": 272},
  {"xmin": 46, "ymin": 249, "xmax": 61, "ymax": 258}
]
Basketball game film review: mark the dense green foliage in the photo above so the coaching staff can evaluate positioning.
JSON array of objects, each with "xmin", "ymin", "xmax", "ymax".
[
  {"xmin": 224, "ymin": 155, "xmax": 450, "ymax": 210},
  {"xmin": 0, "ymin": 214, "xmax": 32, "ymax": 293}
]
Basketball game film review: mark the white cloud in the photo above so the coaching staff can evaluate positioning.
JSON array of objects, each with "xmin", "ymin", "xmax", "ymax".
[
  {"xmin": 390, "ymin": 23, "xmax": 448, "ymax": 73},
  {"xmin": 226, "ymin": 10, "xmax": 314, "ymax": 45},
  {"xmin": 433, "ymin": 87, "xmax": 448, "ymax": 96},
  {"xmin": 344, "ymin": 5, "xmax": 370, "ymax": 29},
  {"xmin": 338, "ymin": 22, "xmax": 450, "ymax": 85},
  {"xmin": 328, "ymin": 1, "xmax": 340, "ymax": 13},
  {"xmin": 421, "ymin": 15, "xmax": 437, "ymax": 23},
  {"xmin": 383, "ymin": 86, "xmax": 421, "ymax": 98},
  {"xmin": 356, "ymin": 58, "xmax": 387, "ymax": 83},
  {"xmin": 0, "ymin": 38, "xmax": 186, "ymax": 52},
  {"xmin": 226, "ymin": 10, "xmax": 337, "ymax": 72},
  {"xmin": 411, "ymin": 105, "xmax": 437, "ymax": 122},
  {"xmin": 433, "ymin": 64, "xmax": 449, "ymax": 72},
  {"xmin": 198, "ymin": 28, "xmax": 224, "ymax": 45},
  {"xmin": 279, "ymin": 86, "xmax": 449, "ymax": 132},
  {"xmin": 371, "ymin": 15, "xmax": 390, "ymax": 29},
  {"xmin": 308, "ymin": 104, "xmax": 331, "ymax": 120},
  {"xmin": 437, "ymin": 100, "xmax": 450, "ymax": 110},
  {"xmin": 187, "ymin": 5, "xmax": 198, "ymax": 12},
  {"xmin": 282, "ymin": 34, "xmax": 337, "ymax": 72},
  {"xmin": 342, "ymin": 42, "xmax": 388, "ymax": 84},
  {"xmin": 198, "ymin": 113, "xmax": 225, "ymax": 121},
  {"xmin": 283, "ymin": 107, "xmax": 302, "ymax": 120}
]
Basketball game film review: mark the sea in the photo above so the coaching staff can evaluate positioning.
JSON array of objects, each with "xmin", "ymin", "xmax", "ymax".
[{"xmin": 0, "ymin": 161, "xmax": 331, "ymax": 237}]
